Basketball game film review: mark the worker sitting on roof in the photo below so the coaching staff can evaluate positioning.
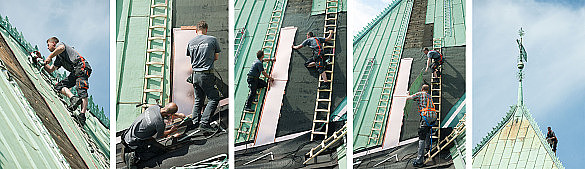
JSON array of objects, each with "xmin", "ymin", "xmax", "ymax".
[
  {"xmin": 41, "ymin": 37, "xmax": 92, "ymax": 126},
  {"xmin": 292, "ymin": 30, "xmax": 334, "ymax": 89},
  {"xmin": 423, "ymin": 48, "xmax": 443, "ymax": 81},
  {"xmin": 406, "ymin": 84, "xmax": 437, "ymax": 167},
  {"xmin": 547, "ymin": 127, "xmax": 558, "ymax": 154},
  {"xmin": 244, "ymin": 50, "xmax": 275, "ymax": 112},
  {"xmin": 121, "ymin": 103, "xmax": 179, "ymax": 168},
  {"xmin": 187, "ymin": 20, "xmax": 222, "ymax": 134}
]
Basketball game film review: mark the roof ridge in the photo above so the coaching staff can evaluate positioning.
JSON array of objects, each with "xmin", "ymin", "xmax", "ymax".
[
  {"xmin": 352, "ymin": 0, "xmax": 402, "ymax": 46},
  {"xmin": 472, "ymin": 105, "xmax": 516, "ymax": 156}
]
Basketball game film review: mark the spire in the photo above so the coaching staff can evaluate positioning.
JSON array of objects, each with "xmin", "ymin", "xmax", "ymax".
[{"xmin": 515, "ymin": 28, "xmax": 527, "ymax": 114}]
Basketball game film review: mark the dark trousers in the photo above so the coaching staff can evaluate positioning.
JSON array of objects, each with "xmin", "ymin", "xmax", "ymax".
[
  {"xmin": 245, "ymin": 77, "xmax": 267, "ymax": 109},
  {"xmin": 192, "ymin": 72, "xmax": 220, "ymax": 125},
  {"xmin": 416, "ymin": 126, "xmax": 432, "ymax": 163},
  {"xmin": 123, "ymin": 137, "xmax": 166, "ymax": 163}
]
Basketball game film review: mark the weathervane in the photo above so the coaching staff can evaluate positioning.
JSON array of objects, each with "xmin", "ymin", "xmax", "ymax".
[{"xmin": 516, "ymin": 28, "xmax": 528, "ymax": 81}]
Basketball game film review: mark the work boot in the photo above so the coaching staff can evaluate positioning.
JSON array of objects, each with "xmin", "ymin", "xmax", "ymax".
[
  {"xmin": 319, "ymin": 82, "xmax": 330, "ymax": 90},
  {"xmin": 68, "ymin": 96, "xmax": 82, "ymax": 111},
  {"xmin": 198, "ymin": 123, "xmax": 215, "ymax": 135},
  {"xmin": 186, "ymin": 120, "xmax": 200, "ymax": 131},
  {"xmin": 413, "ymin": 160, "xmax": 424, "ymax": 168},
  {"xmin": 125, "ymin": 152, "xmax": 137, "ymax": 169},
  {"xmin": 76, "ymin": 113, "xmax": 86, "ymax": 126}
]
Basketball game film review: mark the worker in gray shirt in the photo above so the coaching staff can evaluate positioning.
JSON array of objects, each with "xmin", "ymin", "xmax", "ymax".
[
  {"xmin": 121, "ymin": 103, "xmax": 179, "ymax": 168},
  {"xmin": 244, "ymin": 50, "xmax": 275, "ymax": 112},
  {"xmin": 186, "ymin": 21, "xmax": 221, "ymax": 134},
  {"xmin": 42, "ymin": 37, "xmax": 92, "ymax": 126},
  {"xmin": 293, "ymin": 30, "xmax": 334, "ymax": 89}
]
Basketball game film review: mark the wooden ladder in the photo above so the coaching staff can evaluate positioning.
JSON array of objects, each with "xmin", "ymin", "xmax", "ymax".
[
  {"xmin": 236, "ymin": 0, "xmax": 287, "ymax": 142},
  {"xmin": 366, "ymin": 0, "xmax": 414, "ymax": 145},
  {"xmin": 427, "ymin": 38, "xmax": 443, "ymax": 160},
  {"xmin": 311, "ymin": 0, "xmax": 339, "ymax": 141},
  {"xmin": 141, "ymin": 0, "xmax": 169, "ymax": 111},
  {"xmin": 353, "ymin": 58, "xmax": 375, "ymax": 114},
  {"xmin": 304, "ymin": 123, "xmax": 347, "ymax": 164},
  {"xmin": 425, "ymin": 114, "xmax": 465, "ymax": 164},
  {"xmin": 234, "ymin": 28, "xmax": 247, "ymax": 64}
]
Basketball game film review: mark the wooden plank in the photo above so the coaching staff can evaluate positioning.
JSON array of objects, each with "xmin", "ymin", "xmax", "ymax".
[
  {"xmin": 382, "ymin": 58, "xmax": 413, "ymax": 149},
  {"xmin": 254, "ymin": 27, "xmax": 297, "ymax": 146}
]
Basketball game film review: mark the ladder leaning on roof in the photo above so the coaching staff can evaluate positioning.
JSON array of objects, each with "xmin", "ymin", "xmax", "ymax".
[
  {"xmin": 425, "ymin": 114, "xmax": 465, "ymax": 164},
  {"xmin": 304, "ymin": 123, "xmax": 347, "ymax": 164},
  {"xmin": 141, "ymin": 0, "xmax": 169, "ymax": 111},
  {"xmin": 234, "ymin": 28, "xmax": 247, "ymax": 64},
  {"xmin": 353, "ymin": 58, "xmax": 375, "ymax": 115},
  {"xmin": 236, "ymin": 0, "xmax": 287, "ymax": 142},
  {"xmin": 366, "ymin": 0, "xmax": 414, "ymax": 145},
  {"xmin": 311, "ymin": 0, "xmax": 339, "ymax": 141}
]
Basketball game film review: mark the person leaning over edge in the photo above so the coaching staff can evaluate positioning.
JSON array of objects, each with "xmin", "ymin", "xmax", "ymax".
[
  {"xmin": 42, "ymin": 37, "xmax": 92, "ymax": 126},
  {"xmin": 187, "ymin": 20, "xmax": 222, "ymax": 134},
  {"xmin": 292, "ymin": 30, "xmax": 334, "ymax": 89},
  {"xmin": 406, "ymin": 84, "xmax": 438, "ymax": 167},
  {"xmin": 243, "ymin": 50, "xmax": 275, "ymax": 112},
  {"xmin": 121, "ymin": 103, "xmax": 179, "ymax": 168},
  {"xmin": 423, "ymin": 47, "xmax": 443, "ymax": 81}
]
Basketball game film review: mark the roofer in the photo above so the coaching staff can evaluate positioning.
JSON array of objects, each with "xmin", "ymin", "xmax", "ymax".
[
  {"xmin": 42, "ymin": 37, "xmax": 92, "ymax": 126},
  {"xmin": 423, "ymin": 48, "xmax": 443, "ymax": 81},
  {"xmin": 292, "ymin": 30, "xmax": 334, "ymax": 89},
  {"xmin": 187, "ymin": 20, "xmax": 221, "ymax": 134},
  {"xmin": 406, "ymin": 84, "xmax": 438, "ymax": 167},
  {"xmin": 121, "ymin": 103, "xmax": 179, "ymax": 168},
  {"xmin": 547, "ymin": 127, "xmax": 558, "ymax": 154},
  {"xmin": 244, "ymin": 50, "xmax": 275, "ymax": 112}
]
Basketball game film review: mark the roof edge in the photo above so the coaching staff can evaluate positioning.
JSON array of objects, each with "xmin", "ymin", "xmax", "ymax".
[{"xmin": 352, "ymin": 0, "xmax": 402, "ymax": 46}]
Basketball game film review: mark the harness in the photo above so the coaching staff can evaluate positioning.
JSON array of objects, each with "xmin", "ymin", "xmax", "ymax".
[
  {"xmin": 313, "ymin": 38, "xmax": 325, "ymax": 68},
  {"xmin": 431, "ymin": 50, "xmax": 443, "ymax": 64},
  {"xmin": 419, "ymin": 93, "xmax": 437, "ymax": 148}
]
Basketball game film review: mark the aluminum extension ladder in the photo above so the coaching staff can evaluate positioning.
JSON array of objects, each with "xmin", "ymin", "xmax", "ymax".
[
  {"xmin": 310, "ymin": 0, "xmax": 339, "ymax": 141},
  {"xmin": 304, "ymin": 123, "xmax": 347, "ymax": 164},
  {"xmin": 366, "ymin": 0, "xmax": 414, "ymax": 145},
  {"xmin": 236, "ymin": 0, "xmax": 286, "ymax": 142},
  {"xmin": 141, "ymin": 0, "xmax": 169, "ymax": 111}
]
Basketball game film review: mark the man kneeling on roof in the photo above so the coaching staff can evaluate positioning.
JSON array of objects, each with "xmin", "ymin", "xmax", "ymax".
[
  {"xmin": 121, "ymin": 103, "xmax": 179, "ymax": 168},
  {"xmin": 292, "ymin": 30, "xmax": 334, "ymax": 89},
  {"xmin": 406, "ymin": 84, "xmax": 437, "ymax": 167},
  {"xmin": 244, "ymin": 50, "xmax": 275, "ymax": 112}
]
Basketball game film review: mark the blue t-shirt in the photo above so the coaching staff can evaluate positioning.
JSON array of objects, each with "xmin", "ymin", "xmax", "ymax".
[
  {"xmin": 247, "ymin": 59, "xmax": 264, "ymax": 78},
  {"xmin": 187, "ymin": 35, "xmax": 221, "ymax": 71},
  {"xmin": 427, "ymin": 50, "xmax": 441, "ymax": 60},
  {"xmin": 301, "ymin": 37, "xmax": 326, "ymax": 55}
]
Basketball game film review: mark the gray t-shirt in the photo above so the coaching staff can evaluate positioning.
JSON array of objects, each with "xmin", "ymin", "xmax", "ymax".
[
  {"xmin": 301, "ymin": 37, "xmax": 326, "ymax": 55},
  {"xmin": 123, "ymin": 106, "xmax": 165, "ymax": 147},
  {"xmin": 54, "ymin": 42, "xmax": 81, "ymax": 72},
  {"xmin": 427, "ymin": 50, "xmax": 441, "ymax": 60},
  {"xmin": 187, "ymin": 35, "xmax": 221, "ymax": 71},
  {"xmin": 247, "ymin": 59, "xmax": 264, "ymax": 77}
]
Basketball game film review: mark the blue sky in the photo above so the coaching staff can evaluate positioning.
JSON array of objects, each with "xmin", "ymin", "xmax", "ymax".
[
  {"xmin": 0, "ymin": 0, "xmax": 110, "ymax": 117},
  {"xmin": 351, "ymin": 0, "xmax": 394, "ymax": 36},
  {"xmin": 473, "ymin": 0, "xmax": 585, "ymax": 167}
]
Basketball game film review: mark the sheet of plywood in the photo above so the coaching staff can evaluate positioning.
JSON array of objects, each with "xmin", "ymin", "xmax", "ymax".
[
  {"xmin": 382, "ymin": 58, "xmax": 413, "ymax": 149},
  {"xmin": 172, "ymin": 29, "xmax": 197, "ymax": 115},
  {"xmin": 254, "ymin": 27, "xmax": 297, "ymax": 146}
]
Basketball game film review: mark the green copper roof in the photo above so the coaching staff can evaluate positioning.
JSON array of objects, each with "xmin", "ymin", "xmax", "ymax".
[
  {"xmin": 0, "ymin": 15, "xmax": 109, "ymax": 169},
  {"xmin": 426, "ymin": 0, "xmax": 466, "ymax": 47},
  {"xmin": 116, "ymin": 0, "xmax": 173, "ymax": 131},
  {"xmin": 353, "ymin": 0, "xmax": 412, "ymax": 151},
  {"xmin": 310, "ymin": 0, "xmax": 347, "ymax": 15}
]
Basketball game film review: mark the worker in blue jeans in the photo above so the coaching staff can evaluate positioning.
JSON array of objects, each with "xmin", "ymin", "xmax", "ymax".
[
  {"xmin": 407, "ymin": 84, "xmax": 437, "ymax": 167},
  {"xmin": 186, "ymin": 20, "xmax": 221, "ymax": 134}
]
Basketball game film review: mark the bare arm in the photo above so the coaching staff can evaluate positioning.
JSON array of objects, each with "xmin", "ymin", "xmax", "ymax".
[
  {"xmin": 425, "ymin": 57, "xmax": 431, "ymax": 72},
  {"xmin": 44, "ymin": 45, "xmax": 65, "ymax": 64},
  {"xmin": 162, "ymin": 126, "xmax": 178, "ymax": 137},
  {"xmin": 215, "ymin": 53, "xmax": 219, "ymax": 61},
  {"xmin": 262, "ymin": 58, "xmax": 276, "ymax": 62},
  {"xmin": 325, "ymin": 30, "xmax": 334, "ymax": 41},
  {"xmin": 261, "ymin": 71, "xmax": 273, "ymax": 81},
  {"xmin": 292, "ymin": 44, "xmax": 303, "ymax": 49},
  {"xmin": 44, "ymin": 64, "xmax": 57, "ymax": 73}
]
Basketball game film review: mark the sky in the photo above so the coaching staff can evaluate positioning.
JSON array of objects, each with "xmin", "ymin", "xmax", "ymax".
[
  {"xmin": 473, "ymin": 0, "xmax": 585, "ymax": 168},
  {"xmin": 0, "ymin": 0, "xmax": 110, "ymax": 117},
  {"xmin": 351, "ymin": 0, "xmax": 395, "ymax": 36}
]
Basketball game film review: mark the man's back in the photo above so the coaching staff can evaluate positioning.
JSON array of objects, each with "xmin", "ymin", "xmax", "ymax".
[
  {"xmin": 124, "ymin": 106, "xmax": 165, "ymax": 146},
  {"xmin": 187, "ymin": 35, "xmax": 221, "ymax": 71}
]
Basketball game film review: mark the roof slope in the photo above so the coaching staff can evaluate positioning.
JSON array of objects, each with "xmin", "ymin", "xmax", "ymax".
[
  {"xmin": 472, "ymin": 105, "xmax": 564, "ymax": 168},
  {"xmin": 0, "ymin": 15, "xmax": 109, "ymax": 169}
]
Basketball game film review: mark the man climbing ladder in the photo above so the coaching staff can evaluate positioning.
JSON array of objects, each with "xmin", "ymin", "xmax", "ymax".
[
  {"xmin": 42, "ymin": 37, "xmax": 92, "ymax": 126},
  {"xmin": 406, "ymin": 84, "xmax": 438, "ymax": 167},
  {"xmin": 244, "ymin": 50, "xmax": 275, "ymax": 112},
  {"xmin": 292, "ymin": 30, "xmax": 334, "ymax": 89},
  {"xmin": 423, "ymin": 47, "xmax": 443, "ymax": 80}
]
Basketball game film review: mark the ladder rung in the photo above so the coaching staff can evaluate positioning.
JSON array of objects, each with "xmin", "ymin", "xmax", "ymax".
[
  {"xmin": 151, "ymin": 3, "xmax": 168, "ymax": 8},
  {"xmin": 315, "ymin": 108, "xmax": 329, "ymax": 112},
  {"xmin": 146, "ymin": 61, "xmax": 164, "ymax": 65},
  {"xmin": 149, "ymin": 25, "xmax": 166, "ymax": 29},
  {"xmin": 317, "ymin": 98, "xmax": 331, "ymax": 102},
  {"xmin": 150, "ymin": 14, "xmax": 167, "ymax": 18},
  {"xmin": 145, "ymin": 75, "xmax": 163, "ymax": 78},
  {"xmin": 241, "ymin": 120, "xmax": 253, "ymax": 123},
  {"xmin": 147, "ymin": 49, "xmax": 165, "ymax": 53},
  {"xmin": 314, "ymin": 120, "xmax": 329, "ymax": 123},
  {"xmin": 312, "ymin": 131, "xmax": 327, "ymax": 135},
  {"xmin": 144, "ymin": 89, "xmax": 162, "ymax": 93},
  {"xmin": 148, "ymin": 36, "xmax": 166, "ymax": 40}
]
